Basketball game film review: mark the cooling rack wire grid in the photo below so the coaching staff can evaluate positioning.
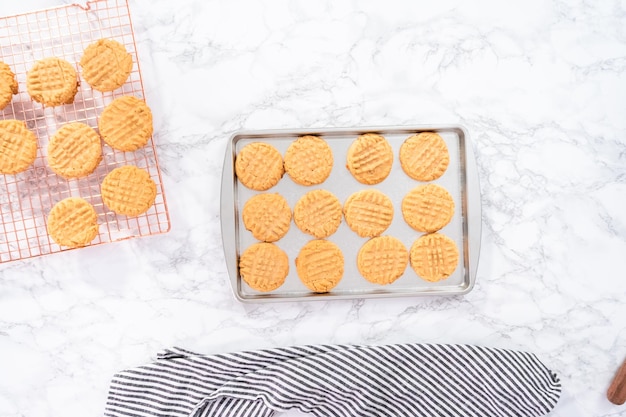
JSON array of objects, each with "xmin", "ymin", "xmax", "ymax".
[{"xmin": 0, "ymin": 0, "xmax": 170, "ymax": 263}]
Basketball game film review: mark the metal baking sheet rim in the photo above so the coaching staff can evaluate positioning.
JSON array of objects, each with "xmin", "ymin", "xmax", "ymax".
[{"xmin": 220, "ymin": 125, "xmax": 482, "ymax": 303}]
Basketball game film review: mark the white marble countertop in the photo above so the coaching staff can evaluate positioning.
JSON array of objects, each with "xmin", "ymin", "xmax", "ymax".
[{"xmin": 1, "ymin": 0, "xmax": 625, "ymax": 416}]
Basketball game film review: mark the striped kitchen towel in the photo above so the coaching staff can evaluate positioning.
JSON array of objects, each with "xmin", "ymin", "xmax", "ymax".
[{"xmin": 104, "ymin": 343, "xmax": 562, "ymax": 417}]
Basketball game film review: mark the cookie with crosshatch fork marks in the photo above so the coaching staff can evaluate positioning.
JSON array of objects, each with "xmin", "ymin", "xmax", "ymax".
[
  {"xmin": 101, "ymin": 165, "xmax": 157, "ymax": 216},
  {"xmin": 346, "ymin": 133, "xmax": 393, "ymax": 185},
  {"xmin": 0, "ymin": 120, "xmax": 37, "ymax": 175},
  {"xmin": 400, "ymin": 131, "xmax": 450, "ymax": 181},
  {"xmin": 235, "ymin": 142, "xmax": 284, "ymax": 191},
  {"xmin": 98, "ymin": 96, "xmax": 153, "ymax": 152},
  {"xmin": 357, "ymin": 236, "xmax": 408, "ymax": 285},
  {"xmin": 343, "ymin": 189, "xmax": 394, "ymax": 238},
  {"xmin": 239, "ymin": 242, "xmax": 289, "ymax": 292},
  {"xmin": 242, "ymin": 193, "xmax": 291, "ymax": 242},
  {"xmin": 294, "ymin": 189, "xmax": 342, "ymax": 238},
  {"xmin": 47, "ymin": 197, "xmax": 99, "ymax": 248},
  {"xmin": 284, "ymin": 135, "xmax": 333, "ymax": 186},
  {"xmin": 26, "ymin": 57, "xmax": 78, "ymax": 106},
  {"xmin": 410, "ymin": 233, "xmax": 459, "ymax": 282},
  {"xmin": 401, "ymin": 183, "xmax": 454, "ymax": 233},
  {"xmin": 47, "ymin": 122, "xmax": 102, "ymax": 179},
  {"xmin": 80, "ymin": 38, "xmax": 133, "ymax": 92},
  {"xmin": 296, "ymin": 239, "xmax": 344, "ymax": 293},
  {"xmin": 0, "ymin": 61, "xmax": 18, "ymax": 110}
]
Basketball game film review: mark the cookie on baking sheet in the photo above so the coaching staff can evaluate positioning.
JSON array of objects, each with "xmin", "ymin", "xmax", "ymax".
[
  {"xmin": 235, "ymin": 142, "xmax": 284, "ymax": 191},
  {"xmin": 357, "ymin": 236, "xmax": 408, "ymax": 285},
  {"xmin": 296, "ymin": 239, "xmax": 344, "ymax": 293},
  {"xmin": 101, "ymin": 165, "xmax": 157, "ymax": 216},
  {"xmin": 343, "ymin": 189, "xmax": 394, "ymax": 238},
  {"xmin": 80, "ymin": 39, "xmax": 133, "ymax": 92},
  {"xmin": 409, "ymin": 233, "xmax": 459, "ymax": 282},
  {"xmin": 47, "ymin": 122, "xmax": 102, "ymax": 179},
  {"xmin": 400, "ymin": 132, "xmax": 450, "ymax": 181},
  {"xmin": 242, "ymin": 193, "xmax": 291, "ymax": 242},
  {"xmin": 98, "ymin": 96, "xmax": 153, "ymax": 152},
  {"xmin": 47, "ymin": 197, "xmax": 99, "ymax": 248},
  {"xmin": 293, "ymin": 189, "xmax": 342, "ymax": 238},
  {"xmin": 0, "ymin": 120, "xmax": 37, "ymax": 175},
  {"xmin": 346, "ymin": 133, "xmax": 393, "ymax": 185},
  {"xmin": 401, "ymin": 183, "xmax": 454, "ymax": 233},
  {"xmin": 239, "ymin": 242, "xmax": 289, "ymax": 292},
  {"xmin": 27, "ymin": 57, "xmax": 78, "ymax": 106},
  {"xmin": 284, "ymin": 135, "xmax": 333, "ymax": 186},
  {"xmin": 0, "ymin": 61, "xmax": 18, "ymax": 110}
]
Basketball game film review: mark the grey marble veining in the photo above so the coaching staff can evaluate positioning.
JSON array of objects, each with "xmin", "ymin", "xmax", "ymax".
[{"xmin": 1, "ymin": 0, "xmax": 625, "ymax": 416}]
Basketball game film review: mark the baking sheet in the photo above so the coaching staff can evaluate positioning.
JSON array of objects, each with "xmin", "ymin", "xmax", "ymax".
[
  {"xmin": 221, "ymin": 125, "xmax": 481, "ymax": 302},
  {"xmin": 0, "ymin": 0, "xmax": 170, "ymax": 263}
]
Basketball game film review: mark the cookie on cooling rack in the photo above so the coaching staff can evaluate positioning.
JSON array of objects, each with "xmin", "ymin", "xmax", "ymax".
[
  {"xmin": 101, "ymin": 165, "xmax": 157, "ymax": 216},
  {"xmin": 239, "ymin": 242, "xmax": 289, "ymax": 292},
  {"xmin": 409, "ymin": 233, "xmax": 459, "ymax": 282},
  {"xmin": 399, "ymin": 131, "xmax": 450, "ymax": 181},
  {"xmin": 284, "ymin": 135, "xmax": 333, "ymax": 186},
  {"xmin": 80, "ymin": 39, "xmax": 133, "ymax": 92},
  {"xmin": 242, "ymin": 193, "xmax": 291, "ymax": 242},
  {"xmin": 235, "ymin": 142, "xmax": 284, "ymax": 191},
  {"xmin": 47, "ymin": 122, "xmax": 102, "ymax": 179},
  {"xmin": 27, "ymin": 57, "xmax": 78, "ymax": 106},
  {"xmin": 343, "ymin": 189, "xmax": 394, "ymax": 238},
  {"xmin": 296, "ymin": 239, "xmax": 344, "ymax": 293},
  {"xmin": 47, "ymin": 197, "xmax": 99, "ymax": 248},
  {"xmin": 98, "ymin": 96, "xmax": 153, "ymax": 152},
  {"xmin": 357, "ymin": 236, "xmax": 408, "ymax": 285},
  {"xmin": 346, "ymin": 133, "xmax": 393, "ymax": 185},
  {"xmin": 401, "ymin": 183, "xmax": 454, "ymax": 233},
  {"xmin": 0, "ymin": 120, "xmax": 37, "ymax": 175},
  {"xmin": 0, "ymin": 61, "xmax": 18, "ymax": 110},
  {"xmin": 293, "ymin": 189, "xmax": 342, "ymax": 239}
]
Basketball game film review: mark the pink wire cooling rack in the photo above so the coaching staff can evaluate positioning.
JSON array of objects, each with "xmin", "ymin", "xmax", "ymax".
[{"xmin": 0, "ymin": 0, "xmax": 170, "ymax": 263}]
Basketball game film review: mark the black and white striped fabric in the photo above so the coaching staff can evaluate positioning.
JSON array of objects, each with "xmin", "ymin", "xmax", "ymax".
[{"xmin": 104, "ymin": 344, "xmax": 562, "ymax": 417}]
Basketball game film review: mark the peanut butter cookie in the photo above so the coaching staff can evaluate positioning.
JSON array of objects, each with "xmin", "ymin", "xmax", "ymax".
[
  {"xmin": 235, "ymin": 142, "xmax": 284, "ymax": 191},
  {"xmin": 47, "ymin": 197, "xmax": 99, "ymax": 248},
  {"xmin": 399, "ymin": 132, "xmax": 449, "ymax": 181},
  {"xmin": 239, "ymin": 242, "xmax": 289, "ymax": 292},
  {"xmin": 284, "ymin": 135, "xmax": 333, "ymax": 185},
  {"xmin": 346, "ymin": 133, "xmax": 393, "ymax": 185},
  {"xmin": 98, "ymin": 96, "xmax": 153, "ymax": 152},
  {"xmin": 293, "ymin": 189, "xmax": 342, "ymax": 238},
  {"xmin": 242, "ymin": 193, "xmax": 291, "ymax": 242},
  {"xmin": 0, "ymin": 120, "xmax": 37, "ymax": 175},
  {"xmin": 27, "ymin": 57, "xmax": 78, "ymax": 106},
  {"xmin": 343, "ymin": 189, "xmax": 393, "ymax": 238},
  {"xmin": 48, "ymin": 122, "xmax": 102, "ymax": 179},
  {"xmin": 80, "ymin": 39, "xmax": 133, "ymax": 92},
  {"xmin": 0, "ymin": 61, "xmax": 18, "ymax": 110},
  {"xmin": 101, "ymin": 165, "xmax": 157, "ymax": 216},
  {"xmin": 410, "ymin": 233, "xmax": 459, "ymax": 282},
  {"xmin": 357, "ymin": 236, "xmax": 408, "ymax": 285},
  {"xmin": 296, "ymin": 239, "xmax": 344, "ymax": 293},
  {"xmin": 401, "ymin": 183, "xmax": 454, "ymax": 233}
]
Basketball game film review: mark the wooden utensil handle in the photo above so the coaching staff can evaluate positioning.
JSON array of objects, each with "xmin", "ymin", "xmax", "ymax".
[{"xmin": 608, "ymin": 357, "xmax": 626, "ymax": 405}]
